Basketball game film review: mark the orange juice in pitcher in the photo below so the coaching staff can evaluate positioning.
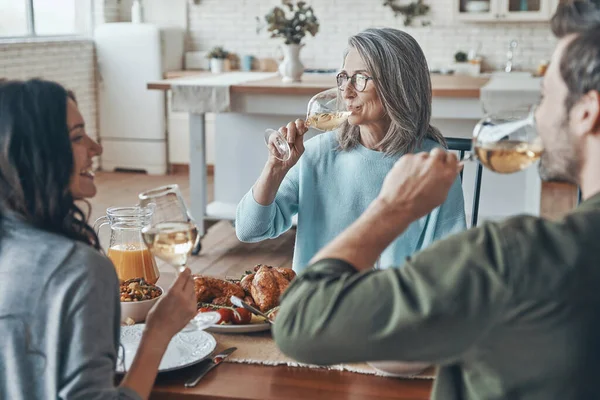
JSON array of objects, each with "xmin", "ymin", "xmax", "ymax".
[
  {"xmin": 94, "ymin": 206, "xmax": 160, "ymax": 284},
  {"xmin": 107, "ymin": 243, "xmax": 159, "ymax": 284}
]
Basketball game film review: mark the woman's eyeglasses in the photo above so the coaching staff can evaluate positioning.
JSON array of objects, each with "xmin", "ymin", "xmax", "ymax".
[{"xmin": 336, "ymin": 72, "xmax": 373, "ymax": 92}]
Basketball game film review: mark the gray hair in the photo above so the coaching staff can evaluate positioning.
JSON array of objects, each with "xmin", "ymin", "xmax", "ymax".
[{"xmin": 337, "ymin": 28, "xmax": 446, "ymax": 156}]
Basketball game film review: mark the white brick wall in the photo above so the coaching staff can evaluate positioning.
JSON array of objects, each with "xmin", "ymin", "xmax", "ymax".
[
  {"xmin": 0, "ymin": 0, "xmax": 121, "ymax": 146},
  {"xmin": 186, "ymin": 0, "xmax": 556, "ymax": 72},
  {"xmin": 0, "ymin": 39, "xmax": 98, "ymax": 142}
]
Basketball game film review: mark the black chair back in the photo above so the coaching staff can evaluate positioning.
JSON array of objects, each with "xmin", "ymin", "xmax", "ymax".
[{"xmin": 446, "ymin": 138, "xmax": 483, "ymax": 227}]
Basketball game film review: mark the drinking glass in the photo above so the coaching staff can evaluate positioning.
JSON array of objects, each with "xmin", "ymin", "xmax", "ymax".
[
  {"xmin": 138, "ymin": 184, "xmax": 202, "ymax": 255},
  {"xmin": 464, "ymin": 106, "xmax": 542, "ymax": 174},
  {"xmin": 264, "ymin": 87, "xmax": 350, "ymax": 161},
  {"xmin": 141, "ymin": 221, "xmax": 198, "ymax": 274},
  {"xmin": 141, "ymin": 221, "xmax": 213, "ymax": 332}
]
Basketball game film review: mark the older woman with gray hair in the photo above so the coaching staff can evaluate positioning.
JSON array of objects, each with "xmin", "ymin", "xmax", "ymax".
[{"xmin": 236, "ymin": 27, "xmax": 466, "ymax": 277}]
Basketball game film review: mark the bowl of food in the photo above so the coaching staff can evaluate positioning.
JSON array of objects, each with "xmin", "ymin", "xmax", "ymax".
[{"xmin": 119, "ymin": 278, "xmax": 163, "ymax": 325}]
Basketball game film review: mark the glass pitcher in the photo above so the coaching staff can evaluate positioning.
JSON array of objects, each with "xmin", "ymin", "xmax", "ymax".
[{"xmin": 93, "ymin": 206, "xmax": 160, "ymax": 284}]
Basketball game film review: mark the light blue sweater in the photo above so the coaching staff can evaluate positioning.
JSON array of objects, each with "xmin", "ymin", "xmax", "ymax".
[{"xmin": 236, "ymin": 131, "xmax": 467, "ymax": 273}]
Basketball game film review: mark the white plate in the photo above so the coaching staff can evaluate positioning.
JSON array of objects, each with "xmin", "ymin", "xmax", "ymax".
[
  {"xmin": 117, "ymin": 323, "xmax": 217, "ymax": 373},
  {"xmin": 206, "ymin": 322, "xmax": 271, "ymax": 333}
]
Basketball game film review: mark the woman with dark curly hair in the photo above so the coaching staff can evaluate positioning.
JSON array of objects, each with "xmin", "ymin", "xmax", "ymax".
[{"xmin": 0, "ymin": 79, "xmax": 197, "ymax": 400}]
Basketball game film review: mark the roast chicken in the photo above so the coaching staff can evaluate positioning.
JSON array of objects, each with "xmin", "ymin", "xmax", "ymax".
[
  {"xmin": 193, "ymin": 275, "xmax": 245, "ymax": 306},
  {"xmin": 193, "ymin": 264, "xmax": 296, "ymax": 312},
  {"xmin": 240, "ymin": 264, "xmax": 296, "ymax": 312}
]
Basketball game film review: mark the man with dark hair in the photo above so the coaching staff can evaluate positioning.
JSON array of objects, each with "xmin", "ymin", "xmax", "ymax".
[{"xmin": 273, "ymin": 2, "xmax": 600, "ymax": 399}]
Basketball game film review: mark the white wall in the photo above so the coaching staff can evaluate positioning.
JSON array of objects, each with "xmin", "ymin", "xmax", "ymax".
[
  {"xmin": 186, "ymin": 0, "xmax": 556, "ymax": 72},
  {"xmin": 3, "ymin": 0, "xmax": 552, "ymax": 168},
  {"xmin": 0, "ymin": 0, "xmax": 123, "ymax": 145},
  {"xmin": 0, "ymin": 40, "xmax": 98, "ymax": 142},
  {"xmin": 115, "ymin": 0, "xmax": 556, "ymax": 72}
]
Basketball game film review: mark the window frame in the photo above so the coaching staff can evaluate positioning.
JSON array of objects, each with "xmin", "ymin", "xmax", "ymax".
[{"xmin": 0, "ymin": 0, "xmax": 93, "ymax": 40}]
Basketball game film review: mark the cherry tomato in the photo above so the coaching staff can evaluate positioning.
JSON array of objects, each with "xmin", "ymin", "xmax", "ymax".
[
  {"xmin": 216, "ymin": 308, "xmax": 233, "ymax": 324},
  {"xmin": 232, "ymin": 308, "xmax": 252, "ymax": 325},
  {"xmin": 197, "ymin": 307, "xmax": 212, "ymax": 315}
]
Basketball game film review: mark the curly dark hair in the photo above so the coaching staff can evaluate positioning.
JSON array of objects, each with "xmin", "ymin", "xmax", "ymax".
[{"xmin": 0, "ymin": 79, "xmax": 100, "ymax": 250}]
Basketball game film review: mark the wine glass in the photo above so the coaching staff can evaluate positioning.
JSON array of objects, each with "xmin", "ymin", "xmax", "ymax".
[
  {"xmin": 463, "ymin": 106, "xmax": 542, "ymax": 174},
  {"xmin": 141, "ymin": 221, "xmax": 216, "ymax": 332},
  {"xmin": 138, "ymin": 184, "xmax": 202, "ymax": 255},
  {"xmin": 264, "ymin": 87, "xmax": 350, "ymax": 161},
  {"xmin": 142, "ymin": 221, "xmax": 197, "ymax": 274}
]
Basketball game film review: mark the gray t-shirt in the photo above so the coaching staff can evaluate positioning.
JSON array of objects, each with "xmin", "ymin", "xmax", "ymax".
[{"xmin": 0, "ymin": 214, "xmax": 141, "ymax": 400}]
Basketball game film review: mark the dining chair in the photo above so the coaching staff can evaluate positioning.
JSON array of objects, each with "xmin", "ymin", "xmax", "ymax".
[{"xmin": 446, "ymin": 138, "xmax": 483, "ymax": 227}]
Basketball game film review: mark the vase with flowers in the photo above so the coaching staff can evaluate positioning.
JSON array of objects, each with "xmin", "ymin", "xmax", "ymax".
[{"xmin": 257, "ymin": 0, "xmax": 319, "ymax": 82}]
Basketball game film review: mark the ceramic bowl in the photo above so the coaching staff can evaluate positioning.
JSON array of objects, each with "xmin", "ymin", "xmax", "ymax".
[{"xmin": 120, "ymin": 285, "xmax": 163, "ymax": 324}]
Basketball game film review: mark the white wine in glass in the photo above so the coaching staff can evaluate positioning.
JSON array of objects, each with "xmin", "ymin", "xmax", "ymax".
[
  {"xmin": 264, "ymin": 88, "xmax": 349, "ymax": 161},
  {"xmin": 142, "ymin": 221, "xmax": 216, "ymax": 332},
  {"xmin": 466, "ymin": 107, "xmax": 543, "ymax": 174},
  {"xmin": 142, "ymin": 221, "xmax": 198, "ymax": 274},
  {"xmin": 474, "ymin": 140, "xmax": 543, "ymax": 174}
]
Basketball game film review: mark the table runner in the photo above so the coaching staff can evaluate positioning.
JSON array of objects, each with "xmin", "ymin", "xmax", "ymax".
[
  {"xmin": 212, "ymin": 331, "xmax": 436, "ymax": 380},
  {"xmin": 170, "ymin": 72, "xmax": 277, "ymax": 114}
]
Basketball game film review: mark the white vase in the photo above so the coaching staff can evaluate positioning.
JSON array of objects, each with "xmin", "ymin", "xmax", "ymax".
[
  {"xmin": 278, "ymin": 43, "xmax": 304, "ymax": 83},
  {"xmin": 210, "ymin": 58, "xmax": 225, "ymax": 74}
]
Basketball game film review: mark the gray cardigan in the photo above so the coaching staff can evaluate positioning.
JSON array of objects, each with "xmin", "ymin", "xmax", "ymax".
[{"xmin": 0, "ymin": 214, "xmax": 141, "ymax": 400}]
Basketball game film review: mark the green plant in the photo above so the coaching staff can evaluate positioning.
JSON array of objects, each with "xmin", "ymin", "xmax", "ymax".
[
  {"xmin": 206, "ymin": 46, "xmax": 229, "ymax": 60},
  {"xmin": 383, "ymin": 0, "xmax": 431, "ymax": 26},
  {"xmin": 454, "ymin": 51, "xmax": 468, "ymax": 63},
  {"xmin": 257, "ymin": 0, "xmax": 320, "ymax": 45}
]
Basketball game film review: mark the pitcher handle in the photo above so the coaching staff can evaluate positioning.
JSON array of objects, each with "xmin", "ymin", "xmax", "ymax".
[{"xmin": 93, "ymin": 216, "xmax": 109, "ymax": 236}]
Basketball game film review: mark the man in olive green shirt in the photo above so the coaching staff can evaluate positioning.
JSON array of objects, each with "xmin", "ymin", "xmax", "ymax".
[{"xmin": 273, "ymin": 3, "xmax": 600, "ymax": 399}]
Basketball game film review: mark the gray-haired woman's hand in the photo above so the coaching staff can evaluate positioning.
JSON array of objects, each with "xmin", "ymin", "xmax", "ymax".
[
  {"xmin": 252, "ymin": 119, "xmax": 308, "ymax": 206},
  {"xmin": 267, "ymin": 119, "xmax": 308, "ymax": 172}
]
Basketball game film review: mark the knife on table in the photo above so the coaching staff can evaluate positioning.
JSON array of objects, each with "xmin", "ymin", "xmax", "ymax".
[{"xmin": 184, "ymin": 347, "xmax": 237, "ymax": 388}]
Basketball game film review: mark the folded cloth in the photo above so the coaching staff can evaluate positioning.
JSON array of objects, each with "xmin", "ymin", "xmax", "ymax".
[{"xmin": 170, "ymin": 72, "xmax": 276, "ymax": 113}]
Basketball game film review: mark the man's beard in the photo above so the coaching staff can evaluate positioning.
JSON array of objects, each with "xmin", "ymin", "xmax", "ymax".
[{"xmin": 538, "ymin": 119, "xmax": 581, "ymax": 184}]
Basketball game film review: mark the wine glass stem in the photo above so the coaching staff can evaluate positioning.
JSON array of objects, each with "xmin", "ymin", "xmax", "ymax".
[{"xmin": 176, "ymin": 264, "xmax": 186, "ymax": 274}]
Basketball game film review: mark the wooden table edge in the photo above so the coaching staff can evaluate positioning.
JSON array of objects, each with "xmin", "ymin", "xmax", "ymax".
[
  {"xmin": 149, "ymin": 362, "xmax": 433, "ymax": 400},
  {"xmin": 147, "ymin": 81, "xmax": 481, "ymax": 98}
]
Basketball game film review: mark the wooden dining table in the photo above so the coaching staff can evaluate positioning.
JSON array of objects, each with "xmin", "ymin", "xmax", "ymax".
[
  {"xmin": 150, "ymin": 360, "xmax": 433, "ymax": 400},
  {"xmin": 144, "ymin": 269, "xmax": 435, "ymax": 400}
]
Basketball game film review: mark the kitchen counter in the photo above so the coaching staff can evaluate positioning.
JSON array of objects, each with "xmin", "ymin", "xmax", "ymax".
[{"xmin": 149, "ymin": 71, "xmax": 489, "ymax": 98}]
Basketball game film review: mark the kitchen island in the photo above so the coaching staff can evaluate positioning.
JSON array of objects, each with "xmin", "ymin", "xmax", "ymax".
[{"xmin": 148, "ymin": 71, "xmax": 577, "ymax": 238}]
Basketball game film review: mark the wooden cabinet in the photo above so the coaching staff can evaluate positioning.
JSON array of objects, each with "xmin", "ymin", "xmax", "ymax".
[{"xmin": 455, "ymin": 0, "xmax": 559, "ymax": 22}]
